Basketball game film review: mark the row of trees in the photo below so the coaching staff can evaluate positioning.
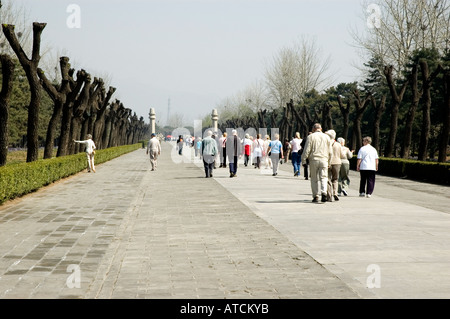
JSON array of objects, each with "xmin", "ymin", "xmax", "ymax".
[
  {"xmin": 0, "ymin": 2, "xmax": 149, "ymax": 166},
  {"xmin": 207, "ymin": 0, "xmax": 449, "ymax": 163}
]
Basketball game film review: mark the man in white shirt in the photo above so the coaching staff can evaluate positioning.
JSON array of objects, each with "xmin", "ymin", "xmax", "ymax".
[
  {"xmin": 356, "ymin": 136, "xmax": 379, "ymax": 198},
  {"xmin": 147, "ymin": 133, "xmax": 161, "ymax": 171},
  {"xmin": 73, "ymin": 134, "xmax": 96, "ymax": 173}
]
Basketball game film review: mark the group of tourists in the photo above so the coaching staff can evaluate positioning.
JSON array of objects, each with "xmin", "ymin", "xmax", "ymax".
[
  {"xmin": 206, "ymin": 130, "xmax": 286, "ymax": 178},
  {"xmin": 194, "ymin": 123, "xmax": 379, "ymax": 202},
  {"xmin": 301, "ymin": 123, "xmax": 379, "ymax": 203},
  {"xmin": 143, "ymin": 123, "xmax": 379, "ymax": 203}
]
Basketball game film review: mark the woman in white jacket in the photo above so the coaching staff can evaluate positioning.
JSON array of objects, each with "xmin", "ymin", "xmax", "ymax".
[
  {"xmin": 252, "ymin": 134, "xmax": 265, "ymax": 169},
  {"xmin": 73, "ymin": 134, "xmax": 96, "ymax": 173}
]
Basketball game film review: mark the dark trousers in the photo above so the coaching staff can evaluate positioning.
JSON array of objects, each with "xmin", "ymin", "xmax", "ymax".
[
  {"xmin": 255, "ymin": 156, "xmax": 261, "ymax": 168},
  {"xmin": 359, "ymin": 170, "xmax": 376, "ymax": 195},
  {"xmin": 221, "ymin": 147, "xmax": 226, "ymax": 166},
  {"xmin": 229, "ymin": 156, "xmax": 238, "ymax": 174},
  {"xmin": 203, "ymin": 159, "xmax": 214, "ymax": 177},
  {"xmin": 244, "ymin": 154, "xmax": 250, "ymax": 166}
]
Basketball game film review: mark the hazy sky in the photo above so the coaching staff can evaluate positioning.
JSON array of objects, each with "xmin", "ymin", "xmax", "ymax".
[{"xmin": 11, "ymin": 0, "xmax": 367, "ymax": 126}]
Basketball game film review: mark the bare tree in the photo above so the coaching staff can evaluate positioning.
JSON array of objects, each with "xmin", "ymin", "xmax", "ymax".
[
  {"xmin": 337, "ymin": 95, "xmax": 352, "ymax": 142},
  {"xmin": 371, "ymin": 94, "xmax": 386, "ymax": 153},
  {"xmin": 383, "ymin": 65, "xmax": 409, "ymax": 157},
  {"xmin": 264, "ymin": 36, "xmax": 332, "ymax": 108},
  {"xmin": 417, "ymin": 60, "xmax": 442, "ymax": 160},
  {"xmin": 401, "ymin": 63, "xmax": 420, "ymax": 158},
  {"xmin": 0, "ymin": 54, "xmax": 14, "ymax": 166},
  {"xmin": 0, "ymin": 0, "xmax": 31, "ymax": 55},
  {"xmin": 438, "ymin": 69, "xmax": 450, "ymax": 162},
  {"xmin": 38, "ymin": 56, "xmax": 72, "ymax": 159},
  {"xmin": 352, "ymin": 89, "xmax": 372, "ymax": 152},
  {"xmin": 167, "ymin": 112, "xmax": 185, "ymax": 128},
  {"xmin": 2, "ymin": 22, "xmax": 46, "ymax": 162},
  {"xmin": 353, "ymin": 0, "xmax": 450, "ymax": 76}
]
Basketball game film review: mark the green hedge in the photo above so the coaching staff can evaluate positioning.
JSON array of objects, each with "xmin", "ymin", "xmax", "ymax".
[
  {"xmin": 0, "ymin": 144, "xmax": 141, "ymax": 205},
  {"xmin": 350, "ymin": 156, "xmax": 450, "ymax": 185}
]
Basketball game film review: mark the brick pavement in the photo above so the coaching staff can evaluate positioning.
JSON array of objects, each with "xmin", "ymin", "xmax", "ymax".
[{"xmin": 0, "ymin": 143, "xmax": 359, "ymax": 299}]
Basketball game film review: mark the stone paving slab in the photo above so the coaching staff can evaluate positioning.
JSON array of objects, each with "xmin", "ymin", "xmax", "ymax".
[
  {"xmin": 0, "ymin": 143, "xmax": 359, "ymax": 299},
  {"xmin": 195, "ymin": 148, "xmax": 450, "ymax": 299}
]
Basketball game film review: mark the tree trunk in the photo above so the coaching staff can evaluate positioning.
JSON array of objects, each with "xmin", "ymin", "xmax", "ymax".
[
  {"xmin": 43, "ymin": 100, "xmax": 63, "ymax": 158},
  {"xmin": 70, "ymin": 73, "xmax": 92, "ymax": 154},
  {"xmin": 337, "ymin": 95, "xmax": 351, "ymax": 142},
  {"xmin": 93, "ymin": 87, "xmax": 116, "ymax": 149},
  {"xmin": 438, "ymin": 70, "xmax": 450, "ymax": 163},
  {"xmin": 401, "ymin": 63, "xmax": 421, "ymax": 159},
  {"xmin": 371, "ymin": 95, "xmax": 386, "ymax": 154},
  {"xmin": 257, "ymin": 109, "xmax": 267, "ymax": 129},
  {"xmin": 352, "ymin": 90, "xmax": 371, "ymax": 153},
  {"xmin": 38, "ymin": 56, "xmax": 71, "ymax": 159},
  {"xmin": 57, "ymin": 69, "xmax": 87, "ymax": 157},
  {"xmin": 0, "ymin": 54, "xmax": 15, "ymax": 166},
  {"xmin": 383, "ymin": 65, "xmax": 409, "ymax": 158},
  {"xmin": 2, "ymin": 22, "xmax": 47, "ymax": 162},
  {"xmin": 321, "ymin": 102, "xmax": 333, "ymax": 131},
  {"xmin": 417, "ymin": 60, "xmax": 442, "ymax": 161},
  {"xmin": 291, "ymin": 103, "xmax": 308, "ymax": 138}
]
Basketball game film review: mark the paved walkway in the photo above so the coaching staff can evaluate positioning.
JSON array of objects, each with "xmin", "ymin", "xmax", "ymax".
[{"xmin": 0, "ymin": 141, "xmax": 448, "ymax": 299}]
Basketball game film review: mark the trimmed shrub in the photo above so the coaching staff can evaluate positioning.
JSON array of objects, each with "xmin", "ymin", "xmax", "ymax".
[
  {"xmin": 0, "ymin": 144, "xmax": 141, "ymax": 205},
  {"xmin": 138, "ymin": 140, "xmax": 147, "ymax": 149},
  {"xmin": 350, "ymin": 156, "xmax": 450, "ymax": 185}
]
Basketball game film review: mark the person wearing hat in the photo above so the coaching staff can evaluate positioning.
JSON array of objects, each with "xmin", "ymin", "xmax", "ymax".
[
  {"xmin": 73, "ymin": 134, "xmax": 97, "ymax": 173},
  {"xmin": 147, "ymin": 133, "xmax": 161, "ymax": 171}
]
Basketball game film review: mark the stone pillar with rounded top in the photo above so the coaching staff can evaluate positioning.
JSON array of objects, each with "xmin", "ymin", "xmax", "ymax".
[
  {"xmin": 211, "ymin": 109, "xmax": 218, "ymax": 133},
  {"xmin": 149, "ymin": 108, "xmax": 156, "ymax": 134}
]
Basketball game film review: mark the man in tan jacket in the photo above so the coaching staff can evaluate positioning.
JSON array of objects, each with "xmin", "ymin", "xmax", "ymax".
[{"xmin": 301, "ymin": 123, "xmax": 332, "ymax": 203}]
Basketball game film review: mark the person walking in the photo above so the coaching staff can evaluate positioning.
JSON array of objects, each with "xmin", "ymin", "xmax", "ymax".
[
  {"xmin": 194, "ymin": 136, "xmax": 202, "ymax": 158},
  {"xmin": 226, "ymin": 130, "xmax": 242, "ymax": 178},
  {"xmin": 201, "ymin": 130, "xmax": 218, "ymax": 178},
  {"xmin": 176, "ymin": 135, "xmax": 184, "ymax": 155},
  {"xmin": 282, "ymin": 138, "xmax": 291, "ymax": 165},
  {"xmin": 252, "ymin": 133, "xmax": 265, "ymax": 169},
  {"xmin": 337, "ymin": 137, "xmax": 353, "ymax": 196},
  {"xmin": 73, "ymin": 134, "xmax": 97, "ymax": 173},
  {"xmin": 301, "ymin": 132, "xmax": 311, "ymax": 180},
  {"xmin": 301, "ymin": 124, "xmax": 332, "ymax": 203},
  {"xmin": 357, "ymin": 136, "xmax": 379, "ymax": 198},
  {"xmin": 263, "ymin": 135, "xmax": 272, "ymax": 170},
  {"xmin": 325, "ymin": 130, "xmax": 342, "ymax": 202},
  {"xmin": 243, "ymin": 134, "xmax": 252, "ymax": 167},
  {"xmin": 290, "ymin": 132, "xmax": 302, "ymax": 177},
  {"xmin": 219, "ymin": 132, "xmax": 227, "ymax": 168},
  {"xmin": 146, "ymin": 133, "xmax": 161, "ymax": 171},
  {"xmin": 267, "ymin": 134, "xmax": 283, "ymax": 176}
]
